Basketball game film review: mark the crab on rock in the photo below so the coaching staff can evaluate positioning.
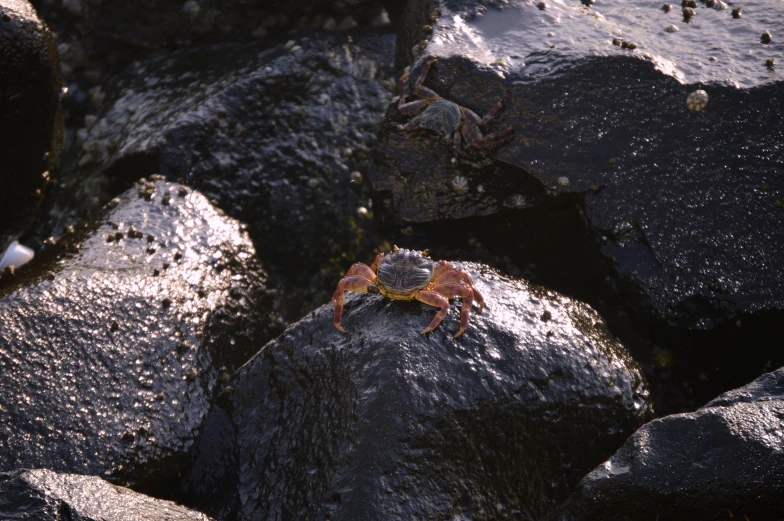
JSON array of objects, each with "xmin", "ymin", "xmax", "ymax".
[
  {"xmin": 332, "ymin": 246, "xmax": 485, "ymax": 338},
  {"xmin": 396, "ymin": 58, "xmax": 514, "ymax": 154}
]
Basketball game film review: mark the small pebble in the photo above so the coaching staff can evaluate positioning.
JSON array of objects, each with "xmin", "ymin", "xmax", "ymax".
[
  {"xmin": 665, "ymin": 24, "xmax": 679, "ymax": 33},
  {"xmin": 370, "ymin": 9, "xmax": 391, "ymax": 27},
  {"xmin": 709, "ymin": 56, "xmax": 717, "ymax": 61},
  {"xmin": 557, "ymin": 176, "xmax": 569, "ymax": 187},
  {"xmin": 350, "ymin": 171, "xmax": 363, "ymax": 184},
  {"xmin": 182, "ymin": 0, "xmax": 200, "ymax": 20},
  {"xmin": 662, "ymin": 3, "xmax": 672, "ymax": 12},
  {"xmin": 537, "ymin": 1, "xmax": 546, "ymax": 9},
  {"xmin": 681, "ymin": 0, "xmax": 696, "ymax": 7},
  {"xmin": 608, "ymin": 158, "xmax": 617, "ymax": 165},
  {"xmin": 761, "ymin": 31, "xmax": 772, "ymax": 44},
  {"xmin": 766, "ymin": 58, "xmax": 775, "ymax": 69},
  {"xmin": 731, "ymin": 6, "xmax": 741, "ymax": 18},
  {"xmin": 356, "ymin": 206, "xmax": 370, "ymax": 218},
  {"xmin": 714, "ymin": 0, "xmax": 727, "ymax": 9}
]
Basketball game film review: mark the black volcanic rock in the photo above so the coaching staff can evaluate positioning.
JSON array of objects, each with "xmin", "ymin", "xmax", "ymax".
[
  {"xmin": 0, "ymin": 468, "xmax": 213, "ymax": 520},
  {"xmin": 49, "ymin": 33, "xmax": 395, "ymax": 320},
  {"xmin": 372, "ymin": 0, "xmax": 784, "ymax": 402},
  {"xmin": 0, "ymin": 180, "xmax": 280, "ymax": 497},
  {"xmin": 0, "ymin": 0, "xmax": 61, "ymax": 243},
  {"xmin": 185, "ymin": 264, "xmax": 651, "ymax": 521},
  {"xmin": 549, "ymin": 367, "xmax": 784, "ymax": 521}
]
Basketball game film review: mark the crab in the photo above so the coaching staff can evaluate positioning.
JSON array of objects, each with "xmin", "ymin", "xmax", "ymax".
[
  {"xmin": 332, "ymin": 246, "xmax": 485, "ymax": 338},
  {"xmin": 396, "ymin": 58, "xmax": 514, "ymax": 155}
]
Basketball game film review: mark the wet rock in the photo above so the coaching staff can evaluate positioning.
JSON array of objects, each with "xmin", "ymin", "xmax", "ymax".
[
  {"xmin": 184, "ymin": 264, "xmax": 651, "ymax": 521},
  {"xmin": 0, "ymin": 468, "xmax": 213, "ymax": 520},
  {"xmin": 39, "ymin": 0, "xmax": 387, "ymax": 53},
  {"xmin": 0, "ymin": 0, "xmax": 62, "ymax": 243},
  {"xmin": 0, "ymin": 180, "xmax": 280, "ymax": 497},
  {"xmin": 373, "ymin": 0, "xmax": 784, "ymax": 346},
  {"xmin": 49, "ymin": 33, "xmax": 394, "ymax": 321},
  {"xmin": 549, "ymin": 367, "xmax": 784, "ymax": 521}
]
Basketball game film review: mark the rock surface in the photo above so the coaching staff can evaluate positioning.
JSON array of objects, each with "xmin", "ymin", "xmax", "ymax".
[
  {"xmin": 373, "ymin": 0, "xmax": 784, "ymax": 361},
  {"xmin": 549, "ymin": 367, "xmax": 784, "ymax": 521},
  {"xmin": 0, "ymin": 0, "xmax": 62, "ymax": 242},
  {"xmin": 0, "ymin": 468, "xmax": 213, "ymax": 520},
  {"xmin": 46, "ymin": 0, "xmax": 388, "ymax": 52},
  {"xmin": 185, "ymin": 263, "xmax": 651, "ymax": 521},
  {"xmin": 0, "ymin": 180, "xmax": 280, "ymax": 497},
  {"xmin": 48, "ymin": 33, "xmax": 395, "ymax": 320}
]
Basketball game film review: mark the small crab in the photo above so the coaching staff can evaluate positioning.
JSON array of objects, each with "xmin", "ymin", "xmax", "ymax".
[
  {"xmin": 332, "ymin": 246, "xmax": 485, "ymax": 338},
  {"xmin": 396, "ymin": 58, "xmax": 514, "ymax": 155}
]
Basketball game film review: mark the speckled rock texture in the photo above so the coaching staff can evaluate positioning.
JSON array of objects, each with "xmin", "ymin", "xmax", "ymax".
[
  {"xmin": 184, "ymin": 264, "xmax": 651, "ymax": 521},
  {"xmin": 549, "ymin": 367, "xmax": 784, "ymax": 521},
  {"xmin": 49, "ymin": 33, "xmax": 394, "ymax": 321},
  {"xmin": 0, "ymin": 180, "xmax": 280, "ymax": 497},
  {"xmin": 373, "ymin": 0, "xmax": 784, "ymax": 335},
  {"xmin": 0, "ymin": 0, "xmax": 61, "ymax": 242},
  {"xmin": 0, "ymin": 468, "xmax": 213, "ymax": 520}
]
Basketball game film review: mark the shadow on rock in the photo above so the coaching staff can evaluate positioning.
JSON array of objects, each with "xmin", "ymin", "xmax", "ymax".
[{"xmin": 184, "ymin": 264, "xmax": 651, "ymax": 521}]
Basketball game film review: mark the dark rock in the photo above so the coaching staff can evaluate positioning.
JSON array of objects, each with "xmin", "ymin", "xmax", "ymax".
[
  {"xmin": 185, "ymin": 263, "xmax": 651, "ymax": 521},
  {"xmin": 0, "ymin": 180, "xmax": 280, "ymax": 497},
  {"xmin": 0, "ymin": 0, "xmax": 62, "ymax": 243},
  {"xmin": 0, "ymin": 468, "xmax": 213, "ymax": 520},
  {"xmin": 373, "ymin": 0, "xmax": 784, "ymax": 377},
  {"xmin": 38, "ymin": 0, "xmax": 390, "ymax": 54},
  {"xmin": 47, "ymin": 33, "xmax": 394, "ymax": 321},
  {"xmin": 549, "ymin": 367, "xmax": 784, "ymax": 521}
]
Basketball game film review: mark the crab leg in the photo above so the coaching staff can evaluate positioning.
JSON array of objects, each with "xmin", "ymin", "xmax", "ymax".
[
  {"xmin": 416, "ymin": 290, "xmax": 451, "ymax": 335},
  {"xmin": 368, "ymin": 252, "xmax": 385, "ymax": 272},
  {"xmin": 332, "ymin": 275, "xmax": 374, "ymax": 332},
  {"xmin": 432, "ymin": 268, "xmax": 484, "ymax": 313},
  {"xmin": 432, "ymin": 283, "xmax": 476, "ymax": 338},
  {"xmin": 414, "ymin": 58, "xmax": 438, "ymax": 86},
  {"xmin": 344, "ymin": 262, "xmax": 377, "ymax": 280},
  {"xmin": 398, "ymin": 114, "xmax": 424, "ymax": 132}
]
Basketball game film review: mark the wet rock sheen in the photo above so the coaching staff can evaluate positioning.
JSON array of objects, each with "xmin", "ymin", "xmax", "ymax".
[
  {"xmin": 550, "ymin": 367, "xmax": 784, "ymax": 521},
  {"xmin": 185, "ymin": 264, "xmax": 651, "ymax": 521},
  {"xmin": 0, "ymin": 180, "xmax": 279, "ymax": 496},
  {"xmin": 0, "ymin": 468, "xmax": 213, "ymax": 520}
]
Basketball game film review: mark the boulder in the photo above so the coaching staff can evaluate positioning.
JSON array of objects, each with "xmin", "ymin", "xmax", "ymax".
[
  {"xmin": 0, "ymin": 468, "xmax": 213, "ymax": 520},
  {"xmin": 374, "ymin": 0, "xmax": 784, "ymax": 330},
  {"xmin": 0, "ymin": 180, "xmax": 280, "ymax": 497},
  {"xmin": 0, "ymin": 0, "xmax": 62, "ymax": 242},
  {"xmin": 549, "ymin": 367, "xmax": 784, "ymax": 521},
  {"xmin": 185, "ymin": 263, "xmax": 651, "ymax": 521},
  {"xmin": 47, "ymin": 33, "xmax": 395, "ymax": 320}
]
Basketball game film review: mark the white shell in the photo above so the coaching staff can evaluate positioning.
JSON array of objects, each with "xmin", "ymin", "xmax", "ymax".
[
  {"xmin": 714, "ymin": 0, "xmax": 727, "ymax": 9},
  {"xmin": 686, "ymin": 89, "xmax": 709, "ymax": 111},
  {"xmin": 0, "ymin": 241, "xmax": 35, "ymax": 270},
  {"xmin": 664, "ymin": 24, "xmax": 679, "ymax": 33}
]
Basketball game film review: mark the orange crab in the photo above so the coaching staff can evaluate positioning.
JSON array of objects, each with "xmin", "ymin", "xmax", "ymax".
[{"xmin": 332, "ymin": 246, "xmax": 485, "ymax": 338}]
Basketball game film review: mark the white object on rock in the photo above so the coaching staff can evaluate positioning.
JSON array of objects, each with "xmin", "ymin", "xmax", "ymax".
[{"xmin": 0, "ymin": 241, "xmax": 35, "ymax": 270}]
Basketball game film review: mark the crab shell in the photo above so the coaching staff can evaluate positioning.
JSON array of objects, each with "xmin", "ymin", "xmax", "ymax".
[
  {"xmin": 375, "ymin": 249, "xmax": 435, "ymax": 297},
  {"xmin": 418, "ymin": 99, "xmax": 463, "ymax": 137}
]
